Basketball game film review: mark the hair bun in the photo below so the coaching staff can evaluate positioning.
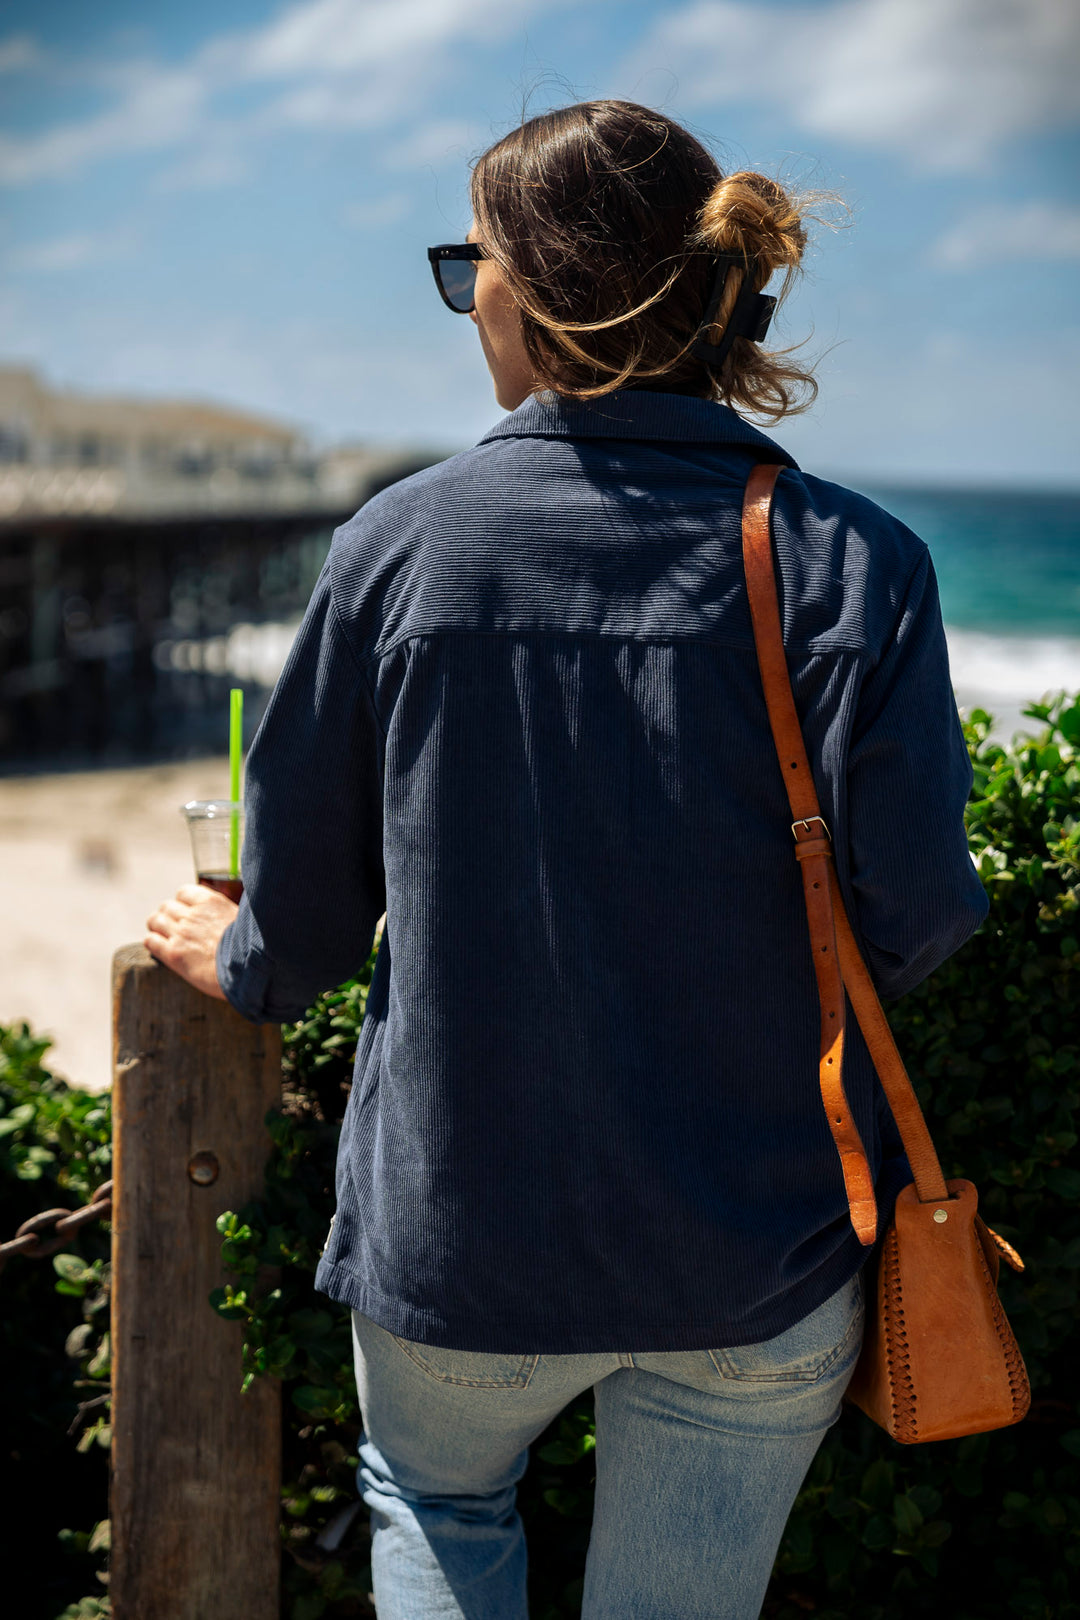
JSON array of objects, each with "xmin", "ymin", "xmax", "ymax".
[{"xmin": 695, "ymin": 171, "xmax": 808, "ymax": 276}]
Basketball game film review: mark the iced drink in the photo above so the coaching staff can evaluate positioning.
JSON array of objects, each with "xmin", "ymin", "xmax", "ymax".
[
  {"xmin": 196, "ymin": 874, "xmax": 244, "ymax": 902},
  {"xmin": 181, "ymin": 802, "xmax": 244, "ymax": 901}
]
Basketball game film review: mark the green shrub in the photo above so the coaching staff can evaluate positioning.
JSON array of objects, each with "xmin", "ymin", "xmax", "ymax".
[{"xmin": 0, "ymin": 1026, "xmax": 112, "ymax": 1618}]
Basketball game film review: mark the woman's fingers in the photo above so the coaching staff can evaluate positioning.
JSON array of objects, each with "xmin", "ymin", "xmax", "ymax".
[
  {"xmin": 147, "ymin": 884, "xmax": 237, "ymax": 930},
  {"xmin": 142, "ymin": 884, "xmax": 238, "ymax": 999},
  {"xmin": 178, "ymin": 882, "xmax": 216, "ymax": 905}
]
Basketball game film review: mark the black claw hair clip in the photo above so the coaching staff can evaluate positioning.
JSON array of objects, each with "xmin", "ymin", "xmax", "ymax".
[{"xmin": 692, "ymin": 253, "xmax": 777, "ymax": 369}]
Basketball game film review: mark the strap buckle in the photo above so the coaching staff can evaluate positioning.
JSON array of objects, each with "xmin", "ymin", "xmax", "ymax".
[{"xmin": 792, "ymin": 816, "xmax": 831, "ymax": 842}]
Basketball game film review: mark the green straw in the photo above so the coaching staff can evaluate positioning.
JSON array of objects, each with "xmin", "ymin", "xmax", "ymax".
[{"xmin": 229, "ymin": 688, "xmax": 243, "ymax": 878}]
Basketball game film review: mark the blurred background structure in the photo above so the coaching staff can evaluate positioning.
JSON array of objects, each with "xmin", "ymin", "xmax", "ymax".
[
  {"xmin": 0, "ymin": 363, "xmax": 434, "ymax": 765},
  {"xmin": 0, "ymin": 0, "xmax": 1078, "ymax": 1088}
]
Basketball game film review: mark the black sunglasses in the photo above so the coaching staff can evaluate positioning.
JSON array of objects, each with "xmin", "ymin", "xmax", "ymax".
[{"xmin": 428, "ymin": 243, "xmax": 489, "ymax": 313}]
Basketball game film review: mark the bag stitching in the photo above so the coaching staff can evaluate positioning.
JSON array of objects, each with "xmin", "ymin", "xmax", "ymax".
[{"xmin": 881, "ymin": 1221, "xmax": 917, "ymax": 1441}]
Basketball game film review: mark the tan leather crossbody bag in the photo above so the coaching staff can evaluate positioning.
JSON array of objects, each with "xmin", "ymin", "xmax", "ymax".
[{"xmin": 742, "ymin": 462, "xmax": 1030, "ymax": 1444}]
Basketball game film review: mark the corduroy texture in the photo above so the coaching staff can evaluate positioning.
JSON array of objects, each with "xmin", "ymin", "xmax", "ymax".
[{"xmin": 218, "ymin": 391, "xmax": 988, "ymax": 1354}]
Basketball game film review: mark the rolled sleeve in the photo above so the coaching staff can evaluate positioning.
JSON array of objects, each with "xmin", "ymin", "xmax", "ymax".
[
  {"xmin": 217, "ymin": 558, "xmax": 385, "ymax": 1023},
  {"xmin": 840, "ymin": 548, "xmax": 988, "ymax": 1000}
]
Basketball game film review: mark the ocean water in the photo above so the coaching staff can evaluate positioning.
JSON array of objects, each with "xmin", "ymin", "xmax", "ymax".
[{"xmin": 857, "ymin": 486, "xmax": 1080, "ymax": 740}]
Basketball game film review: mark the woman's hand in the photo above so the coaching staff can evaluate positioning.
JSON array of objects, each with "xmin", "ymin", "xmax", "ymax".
[{"xmin": 144, "ymin": 884, "xmax": 237, "ymax": 1000}]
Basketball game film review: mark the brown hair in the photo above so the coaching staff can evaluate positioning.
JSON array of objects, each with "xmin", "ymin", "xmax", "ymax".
[{"xmin": 471, "ymin": 100, "xmax": 819, "ymax": 420}]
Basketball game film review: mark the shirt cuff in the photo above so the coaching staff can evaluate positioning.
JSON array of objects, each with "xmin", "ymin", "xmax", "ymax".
[{"xmin": 216, "ymin": 922, "xmax": 278, "ymax": 1023}]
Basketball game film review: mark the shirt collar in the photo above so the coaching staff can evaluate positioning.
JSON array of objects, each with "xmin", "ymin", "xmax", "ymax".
[{"xmin": 476, "ymin": 389, "xmax": 799, "ymax": 467}]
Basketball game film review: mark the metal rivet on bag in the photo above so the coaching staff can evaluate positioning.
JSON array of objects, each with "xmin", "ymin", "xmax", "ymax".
[
  {"xmin": 933, "ymin": 1208, "xmax": 948, "ymax": 1224},
  {"xmin": 188, "ymin": 1150, "xmax": 220, "ymax": 1186}
]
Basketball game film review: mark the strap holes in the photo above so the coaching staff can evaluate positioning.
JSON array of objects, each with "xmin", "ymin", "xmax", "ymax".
[
  {"xmin": 826, "ymin": 1057, "xmax": 833, "ymax": 1065},
  {"xmin": 812, "ymin": 881, "xmax": 820, "ymax": 889},
  {"xmin": 835, "ymin": 1115, "xmax": 842, "ymax": 1124},
  {"xmin": 829, "ymin": 1010, "xmax": 836, "ymax": 1018},
  {"xmin": 820, "ymin": 945, "xmax": 828, "ymax": 953},
  {"xmin": 789, "ymin": 761, "xmax": 798, "ymax": 770}
]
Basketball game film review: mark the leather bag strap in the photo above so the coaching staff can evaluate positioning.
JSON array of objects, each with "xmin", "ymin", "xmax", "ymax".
[{"xmin": 741, "ymin": 464, "xmax": 949, "ymax": 1234}]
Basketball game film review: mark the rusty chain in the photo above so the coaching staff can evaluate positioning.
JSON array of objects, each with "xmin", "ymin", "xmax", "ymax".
[{"xmin": 0, "ymin": 1180, "xmax": 113, "ymax": 1277}]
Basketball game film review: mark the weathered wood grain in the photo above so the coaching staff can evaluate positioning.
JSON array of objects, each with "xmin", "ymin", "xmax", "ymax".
[{"xmin": 110, "ymin": 944, "xmax": 281, "ymax": 1620}]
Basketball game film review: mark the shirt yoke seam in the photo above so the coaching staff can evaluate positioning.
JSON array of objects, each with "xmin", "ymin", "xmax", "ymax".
[
  {"xmin": 352, "ymin": 623, "xmax": 874, "ymax": 671},
  {"xmin": 328, "ymin": 559, "xmax": 389, "ymax": 740}
]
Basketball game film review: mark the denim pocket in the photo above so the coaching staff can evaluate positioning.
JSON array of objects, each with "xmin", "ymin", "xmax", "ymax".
[
  {"xmin": 709, "ymin": 1274, "xmax": 864, "ymax": 1384},
  {"xmin": 390, "ymin": 1337, "xmax": 540, "ymax": 1389}
]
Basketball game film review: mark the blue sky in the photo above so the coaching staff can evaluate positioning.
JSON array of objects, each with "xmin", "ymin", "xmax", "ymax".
[{"xmin": 1, "ymin": 0, "xmax": 1078, "ymax": 485}]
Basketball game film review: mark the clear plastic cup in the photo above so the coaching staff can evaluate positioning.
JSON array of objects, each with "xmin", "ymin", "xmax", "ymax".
[{"xmin": 181, "ymin": 801, "xmax": 244, "ymax": 902}]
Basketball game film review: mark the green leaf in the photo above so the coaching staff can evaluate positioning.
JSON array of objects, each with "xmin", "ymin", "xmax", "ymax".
[
  {"xmin": 87, "ymin": 1519, "xmax": 110, "ymax": 1554},
  {"xmin": 537, "ymin": 1442, "xmax": 579, "ymax": 1465},
  {"xmin": 65, "ymin": 1323, "xmax": 93, "ymax": 1360},
  {"xmin": 87, "ymin": 1333, "xmax": 110, "ymax": 1379},
  {"xmin": 908, "ymin": 1484, "xmax": 943, "ymax": 1518},
  {"xmin": 859, "ymin": 1458, "xmax": 894, "ymax": 1511},
  {"xmin": 862, "ymin": 1514, "xmax": 894, "ymax": 1550},
  {"xmin": 1059, "ymin": 705, "xmax": 1080, "ymax": 745},
  {"xmin": 894, "ymin": 1494, "xmax": 924, "ymax": 1537},
  {"xmin": 53, "ymin": 1252, "xmax": 92, "ymax": 1283},
  {"xmin": 292, "ymin": 1385, "xmax": 336, "ymax": 1415}
]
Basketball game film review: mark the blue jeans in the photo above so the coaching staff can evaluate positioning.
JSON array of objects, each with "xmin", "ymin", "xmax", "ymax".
[{"xmin": 351, "ymin": 1273, "xmax": 863, "ymax": 1620}]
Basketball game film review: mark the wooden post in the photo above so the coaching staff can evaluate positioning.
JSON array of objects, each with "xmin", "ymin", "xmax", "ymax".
[{"xmin": 110, "ymin": 944, "xmax": 282, "ymax": 1620}]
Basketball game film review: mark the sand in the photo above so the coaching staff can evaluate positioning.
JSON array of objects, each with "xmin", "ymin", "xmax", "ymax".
[{"xmin": 0, "ymin": 759, "xmax": 234, "ymax": 1093}]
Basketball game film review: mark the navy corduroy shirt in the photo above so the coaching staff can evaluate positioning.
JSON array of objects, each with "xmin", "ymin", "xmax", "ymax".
[{"xmin": 218, "ymin": 391, "xmax": 988, "ymax": 1353}]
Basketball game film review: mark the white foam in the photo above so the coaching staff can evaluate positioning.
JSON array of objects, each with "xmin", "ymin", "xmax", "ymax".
[{"xmin": 945, "ymin": 626, "xmax": 1080, "ymax": 738}]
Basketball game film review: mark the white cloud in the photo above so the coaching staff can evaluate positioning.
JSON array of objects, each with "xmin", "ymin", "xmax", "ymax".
[
  {"xmin": 239, "ymin": 0, "xmax": 518, "ymax": 79},
  {"xmin": 3, "ymin": 229, "xmax": 137, "ymax": 273},
  {"xmin": 931, "ymin": 201, "xmax": 1080, "ymax": 268},
  {"xmin": 0, "ymin": 0, "xmax": 564, "ymax": 186},
  {"xmin": 0, "ymin": 34, "xmax": 40, "ymax": 73},
  {"xmin": 626, "ymin": 0, "xmax": 1080, "ymax": 171},
  {"xmin": 0, "ymin": 62, "xmax": 208, "ymax": 183}
]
